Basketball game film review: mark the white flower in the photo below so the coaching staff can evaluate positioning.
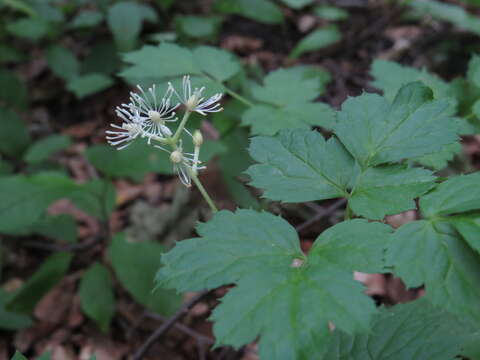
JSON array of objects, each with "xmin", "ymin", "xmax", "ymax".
[
  {"xmin": 106, "ymin": 120, "xmax": 144, "ymax": 150},
  {"xmin": 120, "ymin": 84, "xmax": 179, "ymax": 140},
  {"xmin": 169, "ymin": 145, "xmax": 205, "ymax": 187},
  {"xmin": 169, "ymin": 75, "xmax": 223, "ymax": 115}
]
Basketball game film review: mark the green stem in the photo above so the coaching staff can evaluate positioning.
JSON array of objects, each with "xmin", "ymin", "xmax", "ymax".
[
  {"xmin": 223, "ymin": 87, "xmax": 255, "ymax": 107},
  {"xmin": 189, "ymin": 169, "xmax": 218, "ymax": 213},
  {"xmin": 171, "ymin": 111, "xmax": 191, "ymax": 144},
  {"xmin": 344, "ymin": 202, "xmax": 352, "ymax": 220}
]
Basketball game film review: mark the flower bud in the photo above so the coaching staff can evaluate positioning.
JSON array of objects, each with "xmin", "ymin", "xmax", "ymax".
[
  {"xmin": 192, "ymin": 130, "xmax": 203, "ymax": 146},
  {"xmin": 170, "ymin": 150, "xmax": 183, "ymax": 163}
]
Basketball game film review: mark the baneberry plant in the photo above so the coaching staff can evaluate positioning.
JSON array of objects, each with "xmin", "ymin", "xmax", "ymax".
[{"xmin": 107, "ymin": 75, "xmax": 480, "ymax": 358}]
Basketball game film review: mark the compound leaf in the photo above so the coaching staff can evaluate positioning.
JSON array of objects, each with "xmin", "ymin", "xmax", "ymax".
[
  {"xmin": 386, "ymin": 220, "xmax": 480, "ymax": 324},
  {"xmin": 159, "ymin": 211, "xmax": 382, "ymax": 358},
  {"xmin": 335, "ymin": 82, "xmax": 458, "ymax": 167},
  {"xmin": 193, "ymin": 46, "xmax": 240, "ymax": 82},
  {"xmin": 23, "ymin": 134, "xmax": 71, "ymax": 164},
  {"xmin": 246, "ymin": 129, "xmax": 354, "ymax": 202},
  {"xmin": 419, "ymin": 172, "xmax": 480, "ymax": 217},
  {"xmin": 323, "ymin": 298, "xmax": 475, "ymax": 360},
  {"xmin": 289, "ymin": 26, "xmax": 341, "ymax": 59},
  {"xmin": 350, "ymin": 165, "xmax": 435, "ymax": 220}
]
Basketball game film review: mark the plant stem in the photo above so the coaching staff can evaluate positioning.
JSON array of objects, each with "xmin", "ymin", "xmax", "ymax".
[
  {"xmin": 344, "ymin": 202, "xmax": 352, "ymax": 220},
  {"xmin": 171, "ymin": 111, "xmax": 191, "ymax": 144},
  {"xmin": 189, "ymin": 169, "xmax": 218, "ymax": 213},
  {"xmin": 223, "ymin": 87, "xmax": 255, "ymax": 107}
]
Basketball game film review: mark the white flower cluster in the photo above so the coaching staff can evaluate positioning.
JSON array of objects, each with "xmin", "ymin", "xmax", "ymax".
[{"xmin": 106, "ymin": 76, "xmax": 223, "ymax": 186}]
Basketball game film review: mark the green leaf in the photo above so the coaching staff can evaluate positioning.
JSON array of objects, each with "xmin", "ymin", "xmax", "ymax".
[
  {"xmin": 69, "ymin": 10, "xmax": 104, "ymax": 29},
  {"xmin": 419, "ymin": 172, "xmax": 480, "ymax": 217},
  {"xmin": 386, "ymin": 220, "xmax": 480, "ymax": 324},
  {"xmin": 450, "ymin": 215, "xmax": 480, "ymax": 254},
  {"xmin": 7, "ymin": 252, "xmax": 73, "ymax": 313},
  {"xmin": 0, "ymin": 107, "xmax": 31, "ymax": 157},
  {"xmin": 11, "ymin": 351, "xmax": 28, "ymax": 360},
  {"xmin": 0, "ymin": 44, "xmax": 23, "ymax": 63},
  {"xmin": 214, "ymin": 0, "xmax": 283, "ymax": 24},
  {"xmin": 107, "ymin": 2, "xmax": 143, "ymax": 51},
  {"xmin": 176, "ymin": 15, "xmax": 222, "ymax": 39},
  {"xmin": 82, "ymin": 42, "xmax": 121, "ymax": 75},
  {"xmin": 0, "ymin": 288, "xmax": 33, "ymax": 330},
  {"xmin": 109, "ymin": 233, "xmax": 181, "ymax": 315},
  {"xmin": 46, "ymin": 46, "xmax": 80, "ymax": 82},
  {"xmin": 86, "ymin": 142, "xmax": 161, "ymax": 181},
  {"xmin": 370, "ymin": 59, "xmax": 453, "ymax": 101},
  {"xmin": 314, "ymin": 5, "xmax": 349, "ymax": 21},
  {"xmin": 408, "ymin": 0, "xmax": 480, "ymax": 35},
  {"xmin": 31, "ymin": 214, "xmax": 77, "ymax": 243},
  {"xmin": 242, "ymin": 67, "xmax": 334, "ymax": 134},
  {"xmin": 350, "ymin": 165, "xmax": 435, "ymax": 220},
  {"xmin": 23, "ymin": 135, "xmax": 71, "ymax": 164},
  {"xmin": 335, "ymin": 82, "xmax": 458, "ymax": 167},
  {"xmin": 121, "ymin": 42, "xmax": 200, "ymax": 80},
  {"xmin": 416, "ymin": 142, "xmax": 462, "ymax": 170},
  {"xmin": 159, "ymin": 211, "xmax": 381, "ymax": 357},
  {"xmin": 467, "ymin": 54, "xmax": 480, "ymax": 88},
  {"xmin": 323, "ymin": 299, "xmax": 475, "ymax": 360},
  {"xmin": 67, "ymin": 73, "xmax": 114, "ymax": 98},
  {"xmin": 310, "ymin": 219, "xmax": 393, "ymax": 273},
  {"xmin": 246, "ymin": 129, "xmax": 353, "ymax": 202},
  {"xmin": 6, "ymin": 18, "xmax": 50, "ymax": 40},
  {"xmin": 0, "ymin": 174, "xmax": 77, "ymax": 234},
  {"xmin": 79, "ymin": 263, "xmax": 115, "ymax": 332},
  {"xmin": 0, "ymin": 70, "xmax": 28, "ymax": 110},
  {"xmin": 70, "ymin": 179, "xmax": 116, "ymax": 221},
  {"xmin": 289, "ymin": 26, "xmax": 341, "ymax": 59},
  {"xmin": 193, "ymin": 46, "xmax": 241, "ymax": 82},
  {"xmin": 280, "ymin": 0, "xmax": 314, "ymax": 9}
]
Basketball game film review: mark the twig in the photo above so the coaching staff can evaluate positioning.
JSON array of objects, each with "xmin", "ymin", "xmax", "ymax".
[
  {"xmin": 295, "ymin": 199, "xmax": 347, "ymax": 233},
  {"xmin": 132, "ymin": 290, "xmax": 210, "ymax": 360}
]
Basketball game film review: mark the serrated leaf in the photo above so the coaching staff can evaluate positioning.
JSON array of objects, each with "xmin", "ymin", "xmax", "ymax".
[
  {"xmin": 69, "ymin": 10, "xmax": 104, "ymax": 29},
  {"xmin": 67, "ymin": 73, "xmax": 114, "ymax": 98},
  {"xmin": 193, "ymin": 46, "xmax": 240, "ymax": 82},
  {"xmin": 0, "ymin": 107, "xmax": 31, "ymax": 157},
  {"xmin": 246, "ymin": 129, "xmax": 353, "ymax": 202},
  {"xmin": 370, "ymin": 59, "xmax": 453, "ymax": 101},
  {"xmin": 0, "ymin": 288, "xmax": 33, "ymax": 330},
  {"xmin": 159, "ymin": 211, "xmax": 382, "ymax": 357},
  {"xmin": 335, "ymin": 82, "xmax": 458, "ymax": 167},
  {"xmin": 46, "ymin": 46, "xmax": 80, "ymax": 82},
  {"xmin": 350, "ymin": 165, "xmax": 435, "ymax": 220},
  {"xmin": 7, "ymin": 252, "xmax": 73, "ymax": 313},
  {"xmin": 416, "ymin": 142, "xmax": 462, "ymax": 170},
  {"xmin": 70, "ymin": 179, "xmax": 115, "ymax": 221},
  {"xmin": 323, "ymin": 298, "xmax": 475, "ymax": 360},
  {"xmin": 79, "ymin": 263, "xmax": 115, "ymax": 332},
  {"xmin": 449, "ymin": 215, "xmax": 480, "ymax": 254},
  {"xmin": 23, "ymin": 135, "xmax": 71, "ymax": 164},
  {"xmin": 242, "ymin": 67, "xmax": 334, "ymax": 134},
  {"xmin": 420, "ymin": 172, "xmax": 480, "ymax": 217},
  {"xmin": 109, "ymin": 233, "xmax": 181, "ymax": 315},
  {"xmin": 310, "ymin": 219, "xmax": 392, "ymax": 273},
  {"xmin": 214, "ymin": 0, "xmax": 283, "ymax": 24},
  {"xmin": 386, "ymin": 220, "xmax": 480, "ymax": 323},
  {"xmin": 0, "ymin": 174, "xmax": 77, "ymax": 234},
  {"xmin": 289, "ymin": 26, "xmax": 341, "ymax": 59}
]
